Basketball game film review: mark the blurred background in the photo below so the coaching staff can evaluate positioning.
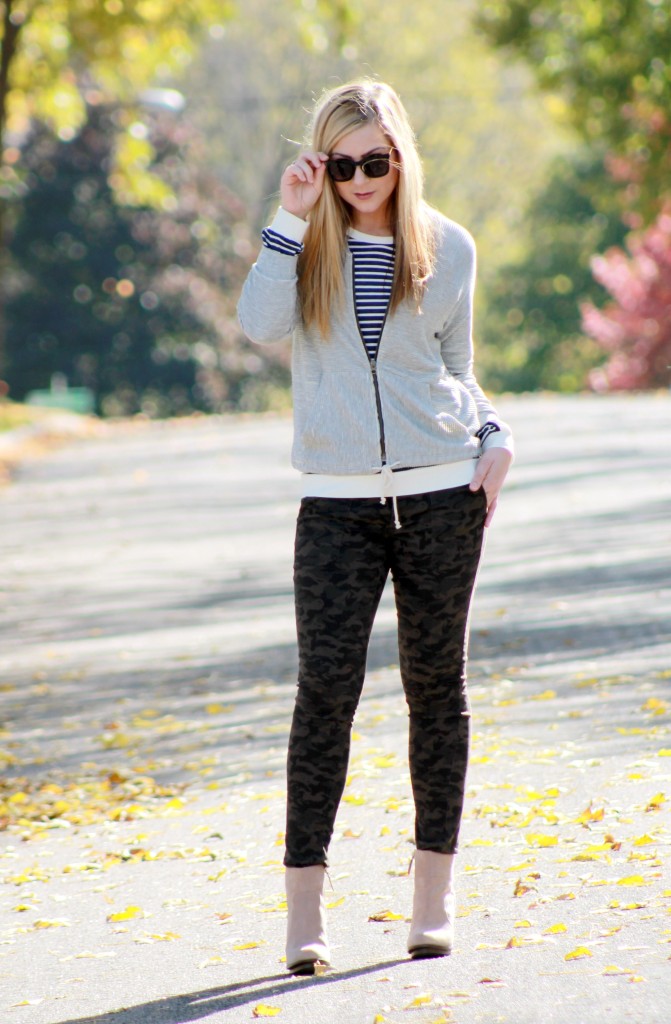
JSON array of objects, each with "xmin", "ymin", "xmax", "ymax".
[{"xmin": 0, "ymin": 0, "xmax": 669, "ymax": 423}]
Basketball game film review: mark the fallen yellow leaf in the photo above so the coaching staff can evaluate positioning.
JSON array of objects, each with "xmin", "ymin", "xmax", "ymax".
[
  {"xmin": 530, "ymin": 690, "xmax": 556, "ymax": 701},
  {"xmin": 373, "ymin": 754, "xmax": 397, "ymax": 769},
  {"xmin": 565, "ymin": 946, "xmax": 593, "ymax": 960},
  {"xmin": 369, "ymin": 909, "xmax": 405, "ymax": 922},
  {"xmin": 631, "ymin": 831, "xmax": 659, "ymax": 847},
  {"xmin": 107, "ymin": 906, "xmax": 143, "ymax": 922},
  {"xmin": 642, "ymin": 697, "xmax": 667, "ymax": 713},
  {"xmin": 234, "ymin": 941, "xmax": 265, "ymax": 950},
  {"xmin": 525, "ymin": 833, "xmax": 558, "ymax": 848},
  {"xmin": 575, "ymin": 803, "xmax": 605, "ymax": 824},
  {"xmin": 199, "ymin": 956, "xmax": 225, "ymax": 968},
  {"xmin": 617, "ymin": 875, "xmax": 648, "ymax": 886},
  {"xmin": 253, "ymin": 1005, "xmax": 281, "ymax": 1017},
  {"xmin": 543, "ymin": 923, "xmax": 567, "ymax": 934},
  {"xmin": 404, "ymin": 993, "xmax": 433, "ymax": 1008}
]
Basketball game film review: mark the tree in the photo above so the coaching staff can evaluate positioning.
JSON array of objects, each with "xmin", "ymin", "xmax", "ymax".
[
  {"xmin": 474, "ymin": 0, "xmax": 671, "ymax": 222},
  {"xmin": 582, "ymin": 208, "xmax": 671, "ymax": 390},
  {"xmin": 474, "ymin": 0, "xmax": 671, "ymax": 391},
  {"xmin": 4, "ymin": 102, "xmax": 288, "ymax": 415},
  {"xmin": 477, "ymin": 152, "xmax": 628, "ymax": 392},
  {"xmin": 0, "ymin": 0, "xmax": 234, "ymax": 377}
]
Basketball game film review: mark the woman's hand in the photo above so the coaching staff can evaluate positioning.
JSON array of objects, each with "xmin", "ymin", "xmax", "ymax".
[
  {"xmin": 280, "ymin": 151, "xmax": 329, "ymax": 221},
  {"xmin": 469, "ymin": 448, "xmax": 513, "ymax": 527}
]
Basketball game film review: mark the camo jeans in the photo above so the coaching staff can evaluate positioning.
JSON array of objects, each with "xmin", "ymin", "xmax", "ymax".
[{"xmin": 285, "ymin": 483, "xmax": 487, "ymax": 868}]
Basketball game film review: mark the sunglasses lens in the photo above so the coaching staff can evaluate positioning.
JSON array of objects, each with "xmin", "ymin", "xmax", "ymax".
[
  {"xmin": 362, "ymin": 156, "xmax": 390, "ymax": 178},
  {"xmin": 327, "ymin": 159, "xmax": 355, "ymax": 182}
]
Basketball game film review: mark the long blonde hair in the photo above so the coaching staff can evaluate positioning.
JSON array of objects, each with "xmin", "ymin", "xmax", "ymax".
[{"xmin": 297, "ymin": 81, "xmax": 436, "ymax": 336}]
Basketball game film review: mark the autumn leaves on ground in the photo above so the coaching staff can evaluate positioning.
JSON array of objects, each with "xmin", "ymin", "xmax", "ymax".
[{"xmin": 1, "ymin": 396, "xmax": 670, "ymax": 1023}]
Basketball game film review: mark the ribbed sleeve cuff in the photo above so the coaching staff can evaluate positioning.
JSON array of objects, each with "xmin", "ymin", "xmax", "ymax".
[
  {"xmin": 476, "ymin": 420, "xmax": 515, "ymax": 458},
  {"xmin": 269, "ymin": 207, "xmax": 309, "ymax": 244}
]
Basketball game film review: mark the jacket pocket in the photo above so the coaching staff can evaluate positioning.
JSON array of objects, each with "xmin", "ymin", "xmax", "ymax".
[{"xmin": 295, "ymin": 369, "xmax": 381, "ymax": 470}]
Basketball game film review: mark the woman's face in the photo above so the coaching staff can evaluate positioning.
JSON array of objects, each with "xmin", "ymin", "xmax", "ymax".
[{"xmin": 330, "ymin": 121, "xmax": 399, "ymax": 232}]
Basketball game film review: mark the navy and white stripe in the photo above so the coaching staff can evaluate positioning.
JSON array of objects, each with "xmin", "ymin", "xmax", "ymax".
[
  {"xmin": 262, "ymin": 226, "xmax": 304, "ymax": 256},
  {"xmin": 348, "ymin": 237, "xmax": 395, "ymax": 361}
]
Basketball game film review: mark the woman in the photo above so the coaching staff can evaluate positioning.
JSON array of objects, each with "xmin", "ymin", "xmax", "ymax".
[{"xmin": 238, "ymin": 80, "xmax": 513, "ymax": 974}]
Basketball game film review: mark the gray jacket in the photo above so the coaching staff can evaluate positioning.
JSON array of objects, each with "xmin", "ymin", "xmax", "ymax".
[{"xmin": 237, "ymin": 207, "xmax": 513, "ymax": 474}]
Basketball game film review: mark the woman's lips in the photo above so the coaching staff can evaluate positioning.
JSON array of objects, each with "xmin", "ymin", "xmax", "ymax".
[{"xmin": 354, "ymin": 191, "xmax": 374, "ymax": 199}]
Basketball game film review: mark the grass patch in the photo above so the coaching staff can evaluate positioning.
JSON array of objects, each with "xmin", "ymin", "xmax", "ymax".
[{"xmin": 0, "ymin": 399, "xmax": 51, "ymax": 434}]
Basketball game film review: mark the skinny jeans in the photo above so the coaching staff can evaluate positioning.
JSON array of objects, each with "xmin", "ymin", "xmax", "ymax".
[{"xmin": 285, "ymin": 483, "xmax": 487, "ymax": 868}]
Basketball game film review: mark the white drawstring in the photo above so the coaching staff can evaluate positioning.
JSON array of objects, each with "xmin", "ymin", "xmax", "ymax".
[{"xmin": 379, "ymin": 463, "xmax": 402, "ymax": 529}]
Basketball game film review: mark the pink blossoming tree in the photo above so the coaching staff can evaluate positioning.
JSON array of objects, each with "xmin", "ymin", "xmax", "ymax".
[{"xmin": 582, "ymin": 209, "xmax": 671, "ymax": 391}]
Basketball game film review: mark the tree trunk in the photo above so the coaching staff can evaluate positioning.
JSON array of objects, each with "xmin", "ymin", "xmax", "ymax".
[{"xmin": 0, "ymin": 0, "xmax": 23, "ymax": 380}]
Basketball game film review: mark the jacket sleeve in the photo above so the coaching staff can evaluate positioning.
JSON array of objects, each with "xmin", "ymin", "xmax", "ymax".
[
  {"xmin": 437, "ymin": 228, "xmax": 514, "ymax": 457},
  {"xmin": 237, "ymin": 209, "xmax": 308, "ymax": 345}
]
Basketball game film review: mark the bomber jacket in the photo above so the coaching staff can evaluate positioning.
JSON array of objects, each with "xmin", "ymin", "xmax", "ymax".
[{"xmin": 237, "ymin": 206, "xmax": 513, "ymax": 475}]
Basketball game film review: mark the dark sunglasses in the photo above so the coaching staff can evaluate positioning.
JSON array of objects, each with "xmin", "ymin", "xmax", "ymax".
[{"xmin": 326, "ymin": 151, "xmax": 393, "ymax": 183}]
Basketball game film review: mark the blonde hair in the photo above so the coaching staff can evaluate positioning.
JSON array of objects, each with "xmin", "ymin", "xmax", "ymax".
[{"xmin": 297, "ymin": 81, "xmax": 436, "ymax": 336}]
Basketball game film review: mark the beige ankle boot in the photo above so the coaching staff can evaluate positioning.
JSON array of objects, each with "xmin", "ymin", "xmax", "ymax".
[
  {"xmin": 285, "ymin": 865, "xmax": 330, "ymax": 974},
  {"xmin": 407, "ymin": 849, "xmax": 455, "ymax": 958}
]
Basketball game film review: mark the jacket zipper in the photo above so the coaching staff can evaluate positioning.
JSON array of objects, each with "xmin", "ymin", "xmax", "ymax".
[
  {"xmin": 369, "ymin": 357, "xmax": 387, "ymax": 465},
  {"xmin": 351, "ymin": 257, "xmax": 391, "ymax": 466}
]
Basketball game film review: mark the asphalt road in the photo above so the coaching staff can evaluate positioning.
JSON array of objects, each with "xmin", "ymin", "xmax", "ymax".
[{"xmin": 1, "ymin": 394, "xmax": 670, "ymax": 1024}]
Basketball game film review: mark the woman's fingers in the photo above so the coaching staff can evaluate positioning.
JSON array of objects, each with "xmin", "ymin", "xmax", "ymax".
[
  {"xmin": 469, "ymin": 448, "xmax": 512, "ymax": 525},
  {"xmin": 280, "ymin": 152, "xmax": 328, "ymax": 219},
  {"xmin": 286, "ymin": 152, "xmax": 327, "ymax": 182}
]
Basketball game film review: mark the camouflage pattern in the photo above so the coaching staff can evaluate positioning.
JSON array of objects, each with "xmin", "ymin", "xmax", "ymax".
[{"xmin": 285, "ymin": 484, "xmax": 487, "ymax": 868}]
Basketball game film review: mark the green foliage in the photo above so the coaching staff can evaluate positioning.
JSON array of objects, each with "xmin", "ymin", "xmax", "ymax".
[
  {"xmin": 1, "ymin": 0, "xmax": 234, "ymax": 210},
  {"xmin": 475, "ymin": 0, "xmax": 671, "ymax": 221},
  {"xmin": 4, "ymin": 104, "xmax": 288, "ymax": 415},
  {"xmin": 478, "ymin": 153, "xmax": 628, "ymax": 392}
]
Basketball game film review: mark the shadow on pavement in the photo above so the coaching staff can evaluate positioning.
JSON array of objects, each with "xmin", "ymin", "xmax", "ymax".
[{"xmin": 51, "ymin": 959, "xmax": 408, "ymax": 1024}]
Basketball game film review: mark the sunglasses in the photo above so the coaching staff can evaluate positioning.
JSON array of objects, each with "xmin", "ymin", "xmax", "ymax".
[{"xmin": 326, "ymin": 151, "xmax": 393, "ymax": 183}]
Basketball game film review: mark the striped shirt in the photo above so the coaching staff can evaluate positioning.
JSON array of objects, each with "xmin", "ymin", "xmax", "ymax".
[
  {"xmin": 261, "ymin": 225, "xmax": 395, "ymax": 362},
  {"xmin": 348, "ymin": 233, "xmax": 395, "ymax": 361}
]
